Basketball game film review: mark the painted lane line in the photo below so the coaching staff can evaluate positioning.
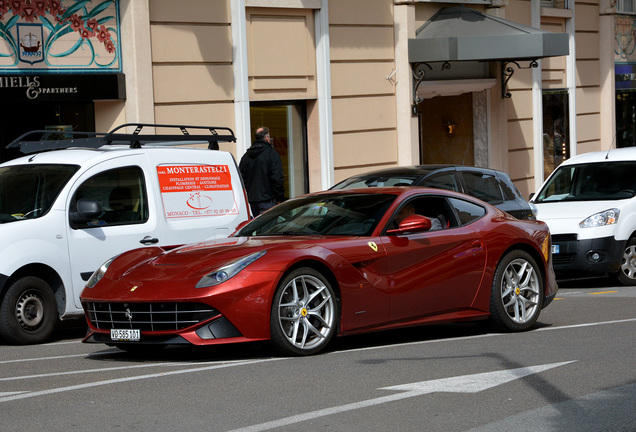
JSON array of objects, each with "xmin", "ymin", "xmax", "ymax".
[
  {"xmin": 0, "ymin": 392, "xmax": 28, "ymax": 397},
  {"xmin": 589, "ymin": 291, "xmax": 618, "ymax": 295},
  {"xmin": 226, "ymin": 361, "xmax": 576, "ymax": 432},
  {"xmin": 0, "ymin": 350, "xmax": 118, "ymax": 365},
  {"xmin": 0, "ymin": 357, "xmax": 284, "ymax": 404},
  {"xmin": 329, "ymin": 317, "xmax": 636, "ymax": 356},
  {"xmin": 0, "ymin": 359, "xmax": 252, "ymax": 382}
]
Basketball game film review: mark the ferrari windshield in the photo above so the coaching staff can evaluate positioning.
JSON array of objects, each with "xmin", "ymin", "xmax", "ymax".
[
  {"xmin": 237, "ymin": 193, "xmax": 397, "ymax": 236},
  {"xmin": 0, "ymin": 164, "xmax": 79, "ymax": 223},
  {"xmin": 534, "ymin": 161, "xmax": 636, "ymax": 203}
]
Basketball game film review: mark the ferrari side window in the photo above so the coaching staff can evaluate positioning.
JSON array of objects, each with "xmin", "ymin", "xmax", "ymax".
[{"xmin": 448, "ymin": 197, "xmax": 486, "ymax": 225}]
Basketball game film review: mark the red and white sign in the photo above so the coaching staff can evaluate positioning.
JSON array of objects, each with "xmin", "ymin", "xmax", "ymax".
[{"xmin": 156, "ymin": 165, "xmax": 239, "ymax": 218}]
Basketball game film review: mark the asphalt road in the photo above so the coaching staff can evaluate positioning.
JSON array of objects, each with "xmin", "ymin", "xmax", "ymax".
[{"xmin": 1, "ymin": 277, "xmax": 635, "ymax": 432}]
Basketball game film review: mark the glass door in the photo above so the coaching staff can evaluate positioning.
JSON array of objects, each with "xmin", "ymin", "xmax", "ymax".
[{"xmin": 250, "ymin": 102, "xmax": 308, "ymax": 199}]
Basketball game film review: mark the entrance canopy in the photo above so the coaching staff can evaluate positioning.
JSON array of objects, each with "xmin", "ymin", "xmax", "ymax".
[
  {"xmin": 408, "ymin": 6, "xmax": 569, "ymax": 109},
  {"xmin": 409, "ymin": 6, "xmax": 569, "ymax": 63}
]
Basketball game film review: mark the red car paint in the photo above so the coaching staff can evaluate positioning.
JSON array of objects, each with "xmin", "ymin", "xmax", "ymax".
[{"xmin": 81, "ymin": 188, "xmax": 557, "ymax": 355}]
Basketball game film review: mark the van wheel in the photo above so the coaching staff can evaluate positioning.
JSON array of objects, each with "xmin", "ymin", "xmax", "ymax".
[
  {"xmin": 0, "ymin": 277, "xmax": 57, "ymax": 344},
  {"xmin": 615, "ymin": 237, "xmax": 636, "ymax": 286}
]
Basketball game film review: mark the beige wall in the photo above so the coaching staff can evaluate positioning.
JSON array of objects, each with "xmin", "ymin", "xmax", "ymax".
[
  {"xmin": 137, "ymin": 0, "xmax": 607, "ymax": 196},
  {"xmin": 246, "ymin": 8, "xmax": 317, "ymax": 100},
  {"xmin": 149, "ymin": 0, "xmax": 236, "ymax": 154},
  {"xmin": 329, "ymin": 0, "xmax": 398, "ymax": 182},
  {"xmin": 574, "ymin": 1, "xmax": 602, "ymax": 154}
]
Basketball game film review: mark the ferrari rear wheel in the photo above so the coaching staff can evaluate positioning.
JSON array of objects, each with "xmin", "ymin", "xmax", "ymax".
[
  {"xmin": 489, "ymin": 250, "xmax": 543, "ymax": 332},
  {"xmin": 270, "ymin": 267, "xmax": 338, "ymax": 356}
]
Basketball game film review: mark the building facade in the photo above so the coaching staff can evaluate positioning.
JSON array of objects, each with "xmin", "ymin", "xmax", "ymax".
[{"xmin": 0, "ymin": 0, "xmax": 633, "ymax": 199}]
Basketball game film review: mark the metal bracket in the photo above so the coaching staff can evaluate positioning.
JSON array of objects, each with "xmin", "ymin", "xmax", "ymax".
[
  {"xmin": 501, "ymin": 60, "xmax": 538, "ymax": 98},
  {"xmin": 411, "ymin": 62, "xmax": 451, "ymax": 116}
]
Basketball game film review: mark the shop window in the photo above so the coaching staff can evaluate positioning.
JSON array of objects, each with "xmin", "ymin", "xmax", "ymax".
[
  {"xmin": 616, "ymin": 91, "xmax": 636, "ymax": 148},
  {"xmin": 250, "ymin": 103, "xmax": 308, "ymax": 199},
  {"xmin": 618, "ymin": 0, "xmax": 636, "ymax": 13},
  {"xmin": 542, "ymin": 91, "xmax": 570, "ymax": 179}
]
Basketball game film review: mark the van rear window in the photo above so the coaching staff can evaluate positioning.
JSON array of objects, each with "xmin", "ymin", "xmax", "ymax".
[{"xmin": 535, "ymin": 161, "xmax": 636, "ymax": 202}]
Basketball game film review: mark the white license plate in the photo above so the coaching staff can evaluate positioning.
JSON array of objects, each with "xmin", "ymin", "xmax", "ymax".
[
  {"xmin": 552, "ymin": 245, "xmax": 560, "ymax": 254},
  {"xmin": 110, "ymin": 329, "xmax": 140, "ymax": 341}
]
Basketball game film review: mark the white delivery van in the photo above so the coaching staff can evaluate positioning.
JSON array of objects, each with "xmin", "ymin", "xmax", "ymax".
[
  {"xmin": 0, "ymin": 124, "xmax": 250, "ymax": 344},
  {"xmin": 531, "ymin": 147, "xmax": 636, "ymax": 285}
]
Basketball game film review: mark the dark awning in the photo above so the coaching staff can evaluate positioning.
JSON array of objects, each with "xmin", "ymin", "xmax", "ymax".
[{"xmin": 408, "ymin": 6, "xmax": 569, "ymax": 63}]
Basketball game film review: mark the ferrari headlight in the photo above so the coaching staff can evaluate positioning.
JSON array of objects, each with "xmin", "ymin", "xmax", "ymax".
[
  {"xmin": 196, "ymin": 250, "xmax": 266, "ymax": 288},
  {"xmin": 86, "ymin": 256, "xmax": 116, "ymax": 289},
  {"xmin": 579, "ymin": 209, "xmax": 620, "ymax": 228}
]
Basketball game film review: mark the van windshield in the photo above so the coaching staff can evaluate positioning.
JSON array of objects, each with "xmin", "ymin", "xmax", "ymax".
[
  {"xmin": 534, "ymin": 161, "xmax": 636, "ymax": 203},
  {"xmin": 0, "ymin": 164, "xmax": 79, "ymax": 223}
]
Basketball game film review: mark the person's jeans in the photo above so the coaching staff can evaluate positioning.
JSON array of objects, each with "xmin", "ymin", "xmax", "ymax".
[{"xmin": 250, "ymin": 199, "xmax": 278, "ymax": 217}]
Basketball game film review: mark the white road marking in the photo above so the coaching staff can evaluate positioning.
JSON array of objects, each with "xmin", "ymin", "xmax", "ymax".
[
  {"xmin": 1, "ymin": 317, "xmax": 633, "ymax": 406},
  {"xmin": 227, "ymin": 361, "xmax": 576, "ymax": 432},
  {"xmin": 0, "ymin": 350, "xmax": 116, "ymax": 365},
  {"xmin": 0, "ymin": 357, "xmax": 284, "ymax": 404},
  {"xmin": 0, "ymin": 359, "xmax": 251, "ymax": 382}
]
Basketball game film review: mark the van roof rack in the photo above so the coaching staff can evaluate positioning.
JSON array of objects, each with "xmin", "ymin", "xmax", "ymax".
[{"xmin": 6, "ymin": 123, "xmax": 237, "ymax": 155}]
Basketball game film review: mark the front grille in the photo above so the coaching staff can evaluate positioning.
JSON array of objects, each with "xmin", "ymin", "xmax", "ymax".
[
  {"xmin": 83, "ymin": 302, "xmax": 219, "ymax": 332},
  {"xmin": 552, "ymin": 234, "xmax": 578, "ymax": 242},
  {"xmin": 552, "ymin": 255, "xmax": 576, "ymax": 265}
]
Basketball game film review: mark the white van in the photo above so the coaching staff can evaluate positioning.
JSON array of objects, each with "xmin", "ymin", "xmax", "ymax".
[
  {"xmin": 531, "ymin": 147, "xmax": 636, "ymax": 285},
  {"xmin": 0, "ymin": 124, "xmax": 250, "ymax": 344}
]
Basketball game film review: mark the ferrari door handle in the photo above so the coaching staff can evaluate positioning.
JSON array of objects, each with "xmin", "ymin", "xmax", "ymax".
[
  {"xmin": 471, "ymin": 239, "xmax": 484, "ymax": 249},
  {"xmin": 140, "ymin": 236, "xmax": 159, "ymax": 245}
]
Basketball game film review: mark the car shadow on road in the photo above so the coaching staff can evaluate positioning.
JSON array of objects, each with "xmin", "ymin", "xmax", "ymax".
[{"xmin": 556, "ymin": 276, "xmax": 618, "ymax": 289}]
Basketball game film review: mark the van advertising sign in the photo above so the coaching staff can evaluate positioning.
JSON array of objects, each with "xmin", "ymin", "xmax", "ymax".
[{"xmin": 156, "ymin": 165, "xmax": 239, "ymax": 218}]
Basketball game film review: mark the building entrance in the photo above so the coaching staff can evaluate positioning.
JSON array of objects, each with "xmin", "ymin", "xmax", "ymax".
[
  {"xmin": 250, "ymin": 102, "xmax": 308, "ymax": 200},
  {"xmin": 419, "ymin": 93, "xmax": 475, "ymax": 166}
]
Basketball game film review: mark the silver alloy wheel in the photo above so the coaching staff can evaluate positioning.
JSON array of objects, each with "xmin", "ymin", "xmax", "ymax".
[
  {"xmin": 276, "ymin": 274, "xmax": 335, "ymax": 351},
  {"xmin": 16, "ymin": 291, "xmax": 45, "ymax": 329},
  {"xmin": 620, "ymin": 244, "xmax": 636, "ymax": 280},
  {"xmin": 500, "ymin": 258, "xmax": 541, "ymax": 324}
]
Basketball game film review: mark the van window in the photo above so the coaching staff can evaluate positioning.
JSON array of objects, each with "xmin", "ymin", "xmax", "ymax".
[
  {"xmin": 72, "ymin": 166, "xmax": 148, "ymax": 228},
  {"xmin": 535, "ymin": 161, "xmax": 636, "ymax": 202},
  {"xmin": 0, "ymin": 164, "xmax": 78, "ymax": 223}
]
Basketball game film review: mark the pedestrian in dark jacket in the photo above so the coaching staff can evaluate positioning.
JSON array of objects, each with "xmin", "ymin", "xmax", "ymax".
[{"xmin": 239, "ymin": 126, "xmax": 285, "ymax": 216}]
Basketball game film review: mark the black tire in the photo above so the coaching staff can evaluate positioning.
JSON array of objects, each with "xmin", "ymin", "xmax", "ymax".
[
  {"xmin": 614, "ymin": 237, "xmax": 636, "ymax": 286},
  {"xmin": 489, "ymin": 250, "xmax": 543, "ymax": 332},
  {"xmin": 0, "ymin": 277, "xmax": 58, "ymax": 344},
  {"xmin": 270, "ymin": 267, "xmax": 338, "ymax": 356}
]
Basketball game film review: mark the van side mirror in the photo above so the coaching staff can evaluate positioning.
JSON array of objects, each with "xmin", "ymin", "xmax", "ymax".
[
  {"xmin": 529, "ymin": 192, "xmax": 535, "ymax": 200},
  {"xmin": 70, "ymin": 199, "xmax": 102, "ymax": 224}
]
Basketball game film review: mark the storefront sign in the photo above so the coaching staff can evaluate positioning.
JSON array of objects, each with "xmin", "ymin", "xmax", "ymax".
[
  {"xmin": 0, "ymin": 73, "xmax": 125, "ymax": 101},
  {"xmin": 156, "ymin": 165, "xmax": 239, "ymax": 219}
]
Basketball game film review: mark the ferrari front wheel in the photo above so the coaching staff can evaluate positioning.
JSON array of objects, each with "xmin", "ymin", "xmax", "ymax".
[
  {"xmin": 270, "ymin": 267, "xmax": 338, "ymax": 356},
  {"xmin": 489, "ymin": 250, "xmax": 543, "ymax": 332}
]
